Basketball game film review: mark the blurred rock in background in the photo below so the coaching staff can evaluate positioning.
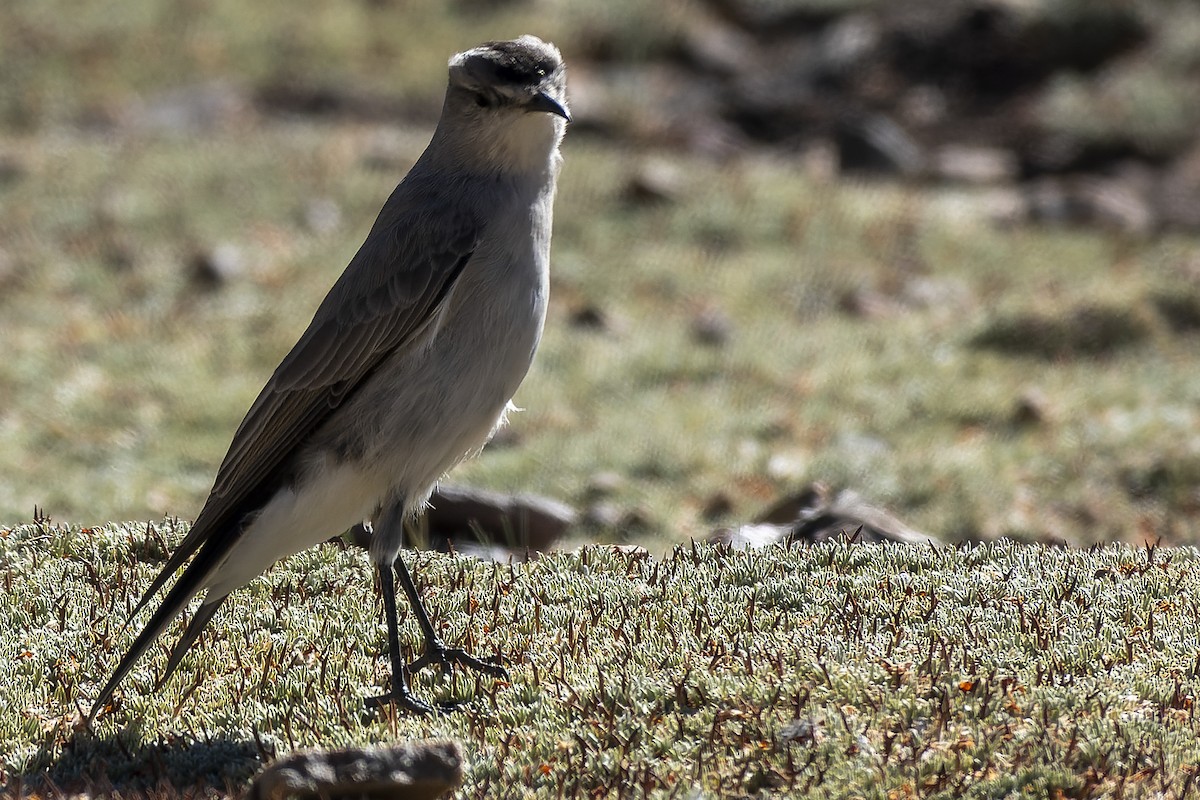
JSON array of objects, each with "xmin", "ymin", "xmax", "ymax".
[{"xmin": 570, "ymin": 0, "xmax": 1200, "ymax": 232}]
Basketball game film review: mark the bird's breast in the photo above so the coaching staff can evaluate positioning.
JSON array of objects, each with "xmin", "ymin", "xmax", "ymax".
[{"xmin": 341, "ymin": 183, "xmax": 553, "ymax": 492}]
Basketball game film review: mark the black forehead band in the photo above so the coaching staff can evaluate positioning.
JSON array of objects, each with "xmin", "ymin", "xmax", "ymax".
[{"xmin": 474, "ymin": 41, "xmax": 558, "ymax": 85}]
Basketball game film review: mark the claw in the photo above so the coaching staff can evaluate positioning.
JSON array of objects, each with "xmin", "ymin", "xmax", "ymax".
[
  {"xmin": 366, "ymin": 642, "xmax": 506, "ymax": 714},
  {"xmin": 364, "ymin": 687, "xmax": 439, "ymax": 716},
  {"xmin": 408, "ymin": 642, "xmax": 508, "ymax": 679}
]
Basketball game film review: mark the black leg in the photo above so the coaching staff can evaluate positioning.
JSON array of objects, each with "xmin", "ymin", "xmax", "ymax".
[
  {"xmin": 394, "ymin": 549, "xmax": 439, "ymax": 645},
  {"xmin": 364, "ymin": 553, "xmax": 508, "ymax": 714},
  {"xmin": 394, "ymin": 553, "xmax": 509, "ymax": 680},
  {"xmin": 363, "ymin": 563, "xmax": 437, "ymax": 715}
]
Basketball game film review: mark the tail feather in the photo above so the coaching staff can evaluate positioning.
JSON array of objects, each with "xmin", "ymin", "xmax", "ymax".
[
  {"xmin": 88, "ymin": 585, "xmax": 201, "ymax": 722},
  {"xmin": 87, "ymin": 548, "xmax": 232, "ymax": 723},
  {"xmin": 155, "ymin": 597, "xmax": 228, "ymax": 690}
]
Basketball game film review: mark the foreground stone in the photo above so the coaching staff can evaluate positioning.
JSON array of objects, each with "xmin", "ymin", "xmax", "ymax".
[{"xmin": 246, "ymin": 740, "xmax": 463, "ymax": 800}]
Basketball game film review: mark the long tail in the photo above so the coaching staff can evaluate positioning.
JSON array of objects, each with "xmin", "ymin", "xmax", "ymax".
[
  {"xmin": 156, "ymin": 597, "xmax": 227, "ymax": 690},
  {"xmin": 87, "ymin": 564, "xmax": 227, "ymax": 723}
]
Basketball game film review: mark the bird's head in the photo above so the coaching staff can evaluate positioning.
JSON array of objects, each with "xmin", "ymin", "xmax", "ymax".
[
  {"xmin": 438, "ymin": 36, "xmax": 569, "ymax": 174},
  {"xmin": 448, "ymin": 35, "xmax": 569, "ymax": 123}
]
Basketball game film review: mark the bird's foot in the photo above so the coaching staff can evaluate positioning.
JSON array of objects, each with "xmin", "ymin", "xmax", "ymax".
[
  {"xmin": 408, "ymin": 639, "xmax": 508, "ymax": 681},
  {"xmin": 363, "ymin": 681, "xmax": 455, "ymax": 715},
  {"xmin": 364, "ymin": 643, "xmax": 507, "ymax": 715},
  {"xmin": 360, "ymin": 686, "xmax": 453, "ymax": 714}
]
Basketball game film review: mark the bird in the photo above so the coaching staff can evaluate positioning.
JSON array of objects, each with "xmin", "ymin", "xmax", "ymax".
[{"xmin": 87, "ymin": 35, "xmax": 569, "ymax": 720}]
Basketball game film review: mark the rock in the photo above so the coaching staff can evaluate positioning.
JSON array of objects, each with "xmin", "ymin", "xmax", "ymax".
[
  {"xmin": 304, "ymin": 198, "xmax": 342, "ymax": 235},
  {"xmin": 617, "ymin": 506, "xmax": 655, "ymax": 534},
  {"xmin": 1084, "ymin": 172, "xmax": 1156, "ymax": 234},
  {"xmin": 425, "ymin": 484, "xmax": 577, "ymax": 553},
  {"xmin": 582, "ymin": 502, "xmax": 652, "ymax": 533},
  {"xmin": 624, "ymin": 159, "xmax": 686, "ymax": 204},
  {"xmin": 711, "ymin": 522, "xmax": 791, "ymax": 549},
  {"xmin": 342, "ymin": 486, "xmax": 577, "ymax": 557},
  {"xmin": 819, "ymin": 13, "xmax": 883, "ymax": 74},
  {"xmin": 188, "ymin": 242, "xmax": 245, "ymax": 290},
  {"xmin": 1025, "ymin": 173, "xmax": 1157, "ymax": 233},
  {"xmin": 789, "ymin": 488, "xmax": 932, "ymax": 545},
  {"xmin": 838, "ymin": 286, "xmax": 901, "ymax": 319},
  {"xmin": 691, "ymin": 307, "xmax": 733, "ymax": 346},
  {"xmin": 701, "ymin": 491, "xmax": 735, "ymax": 520},
  {"xmin": 722, "ymin": 51, "xmax": 825, "ymax": 147},
  {"xmin": 246, "ymin": 740, "xmax": 462, "ymax": 800},
  {"xmin": 712, "ymin": 482, "xmax": 937, "ymax": 547},
  {"xmin": 1025, "ymin": 177, "xmax": 1093, "ymax": 226},
  {"xmin": 1157, "ymin": 143, "xmax": 1200, "ymax": 231},
  {"xmin": 753, "ymin": 484, "xmax": 828, "ymax": 526},
  {"xmin": 931, "ymin": 145, "xmax": 1019, "ymax": 184},
  {"xmin": 583, "ymin": 502, "xmax": 624, "ymax": 530},
  {"xmin": 584, "ymin": 471, "xmax": 625, "ymax": 500},
  {"xmin": 970, "ymin": 302, "xmax": 1154, "ymax": 359},
  {"xmin": 1151, "ymin": 286, "xmax": 1200, "ymax": 334},
  {"xmin": 1011, "ymin": 387, "xmax": 1053, "ymax": 427},
  {"xmin": 446, "ymin": 541, "xmax": 520, "ymax": 562},
  {"xmin": 835, "ymin": 112, "xmax": 924, "ymax": 176},
  {"xmin": 569, "ymin": 303, "xmax": 611, "ymax": 331},
  {"xmin": 765, "ymin": 450, "xmax": 808, "ymax": 481}
]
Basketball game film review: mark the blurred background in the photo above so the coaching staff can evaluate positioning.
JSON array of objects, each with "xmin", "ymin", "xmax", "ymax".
[{"xmin": 1, "ymin": 0, "xmax": 1199, "ymax": 550}]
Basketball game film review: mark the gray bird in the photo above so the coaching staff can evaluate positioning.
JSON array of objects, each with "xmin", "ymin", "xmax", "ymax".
[{"xmin": 88, "ymin": 35, "xmax": 569, "ymax": 719}]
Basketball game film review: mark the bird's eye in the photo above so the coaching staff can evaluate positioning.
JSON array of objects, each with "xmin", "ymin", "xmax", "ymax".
[{"xmin": 473, "ymin": 92, "xmax": 492, "ymax": 108}]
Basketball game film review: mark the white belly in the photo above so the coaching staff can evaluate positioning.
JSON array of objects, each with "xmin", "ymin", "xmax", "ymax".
[{"xmin": 202, "ymin": 455, "xmax": 385, "ymax": 598}]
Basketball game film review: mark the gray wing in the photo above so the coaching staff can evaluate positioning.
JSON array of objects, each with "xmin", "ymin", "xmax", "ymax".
[
  {"xmin": 133, "ymin": 185, "xmax": 480, "ymax": 611},
  {"xmin": 210, "ymin": 202, "xmax": 478, "ymax": 502}
]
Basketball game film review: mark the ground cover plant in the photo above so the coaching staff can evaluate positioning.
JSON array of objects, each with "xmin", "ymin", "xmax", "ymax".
[{"xmin": 4, "ymin": 521, "xmax": 1200, "ymax": 798}]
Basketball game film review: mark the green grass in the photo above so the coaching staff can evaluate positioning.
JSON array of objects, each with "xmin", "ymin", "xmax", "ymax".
[
  {"xmin": 3, "ymin": 130, "xmax": 1200, "ymax": 548},
  {"xmin": 4, "ymin": 522, "xmax": 1200, "ymax": 797}
]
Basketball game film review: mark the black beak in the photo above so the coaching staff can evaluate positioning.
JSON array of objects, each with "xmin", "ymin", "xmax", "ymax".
[{"xmin": 526, "ymin": 91, "xmax": 571, "ymax": 122}]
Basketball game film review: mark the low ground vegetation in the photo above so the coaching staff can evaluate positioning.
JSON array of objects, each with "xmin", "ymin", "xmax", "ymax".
[{"xmin": 4, "ymin": 522, "xmax": 1200, "ymax": 797}]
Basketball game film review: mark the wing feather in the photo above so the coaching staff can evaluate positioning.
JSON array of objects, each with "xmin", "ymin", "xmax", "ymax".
[{"xmin": 129, "ymin": 185, "xmax": 479, "ymax": 615}]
